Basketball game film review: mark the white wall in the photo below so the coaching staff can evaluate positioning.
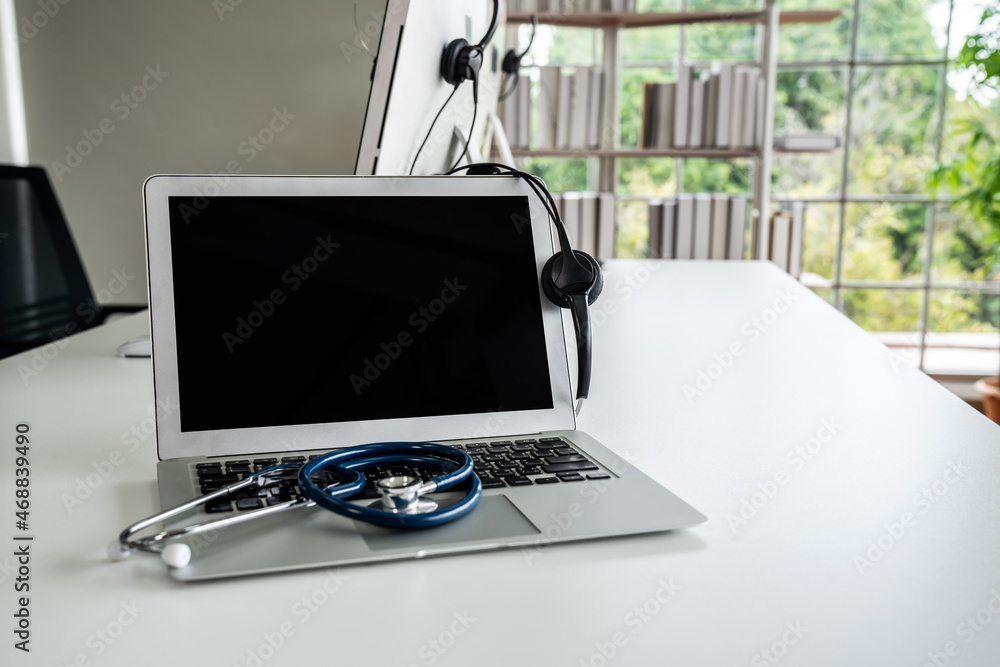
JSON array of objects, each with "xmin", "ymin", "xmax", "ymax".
[{"xmin": 14, "ymin": 0, "xmax": 384, "ymax": 303}]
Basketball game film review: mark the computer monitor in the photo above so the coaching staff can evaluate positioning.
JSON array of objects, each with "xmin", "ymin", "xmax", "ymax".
[{"xmin": 354, "ymin": 0, "xmax": 508, "ymax": 176}]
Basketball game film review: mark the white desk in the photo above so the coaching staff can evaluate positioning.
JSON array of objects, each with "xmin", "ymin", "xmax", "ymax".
[{"xmin": 2, "ymin": 261, "xmax": 998, "ymax": 666}]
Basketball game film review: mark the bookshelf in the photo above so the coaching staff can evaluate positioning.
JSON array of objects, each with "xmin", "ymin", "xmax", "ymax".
[{"xmin": 500, "ymin": 2, "xmax": 843, "ymax": 260}]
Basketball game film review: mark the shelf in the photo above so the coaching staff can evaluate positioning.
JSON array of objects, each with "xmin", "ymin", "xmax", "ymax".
[
  {"xmin": 508, "ymin": 9, "xmax": 843, "ymax": 29},
  {"xmin": 511, "ymin": 146, "xmax": 835, "ymax": 158},
  {"xmin": 512, "ymin": 147, "xmax": 760, "ymax": 159}
]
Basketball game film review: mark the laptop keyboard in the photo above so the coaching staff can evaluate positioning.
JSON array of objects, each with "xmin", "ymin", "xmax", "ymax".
[{"xmin": 193, "ymin": 437, "xmax": 610, "ymax": 514}]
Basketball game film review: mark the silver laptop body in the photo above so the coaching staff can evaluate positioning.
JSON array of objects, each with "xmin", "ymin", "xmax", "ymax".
[{"xmin": 143, "ymin": 174, "xmax": 705, "ymax": 581}]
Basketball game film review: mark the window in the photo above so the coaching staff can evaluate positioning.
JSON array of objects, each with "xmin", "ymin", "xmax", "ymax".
[{"xmin": 510, "ymin": 0, "xmax": 1000, "ymax": 377}]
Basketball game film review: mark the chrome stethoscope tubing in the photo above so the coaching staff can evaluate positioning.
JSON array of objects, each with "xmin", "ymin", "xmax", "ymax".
[{"xmin": 109, "ymin": 443, "xmax": 481, "ymax": 569}]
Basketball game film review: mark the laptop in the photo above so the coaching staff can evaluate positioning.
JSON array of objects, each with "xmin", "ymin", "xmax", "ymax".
[{"xmin": 143, "ymin": 174, "xmax": 706, "ymax": 581}]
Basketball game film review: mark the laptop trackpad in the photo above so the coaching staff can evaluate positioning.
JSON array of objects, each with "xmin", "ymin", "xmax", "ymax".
[{"xmin": 357, "ymin": 495, "xmax": 539, "ymax": 552}]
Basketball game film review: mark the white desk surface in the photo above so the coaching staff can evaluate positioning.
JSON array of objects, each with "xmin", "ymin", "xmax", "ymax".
[{"xmin": 1, "ymin": 261, "xmax": 998, "ymax": 666}]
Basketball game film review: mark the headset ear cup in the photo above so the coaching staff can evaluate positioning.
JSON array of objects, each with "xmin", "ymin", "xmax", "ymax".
[
  {"xmin": 441, "ymin": 39, "xmax": 470, "ymax": 85},
  {"xmin": 540, "ymin": 253, "xmax": 565, "ymax": 307},
  {"xmin": 541, "ymin": 251, "xmax": 604, "ymax": 307},
  {"xmin": 502, "ymin": 49, "xmax": 520, "ymax": 75}
]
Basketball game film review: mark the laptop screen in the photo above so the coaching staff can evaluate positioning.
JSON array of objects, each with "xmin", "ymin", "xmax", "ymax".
[{"xmin": 167, "ymin": 194, "xmax": 553, "ymax": 433}]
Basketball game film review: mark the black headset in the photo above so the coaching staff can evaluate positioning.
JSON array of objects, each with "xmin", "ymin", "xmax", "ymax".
[
  {"xmin": 440, "ymin": 0, "xmax": 500, "ymax": 105},
  {"xmin": 449, "ymin": 163, "xmax": 604, "ymax": 404},
  {"xmin": 499, "ymin": 14, "xmax": 537, "ymax": 102}
]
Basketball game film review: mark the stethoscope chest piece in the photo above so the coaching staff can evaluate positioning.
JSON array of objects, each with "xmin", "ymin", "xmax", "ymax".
[{"xmin": 372, "ymin": 475, "xmax": 439, "ymax": 514}]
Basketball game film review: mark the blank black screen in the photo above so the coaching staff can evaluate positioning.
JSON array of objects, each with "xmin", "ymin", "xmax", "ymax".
[{"xmin": 167, "ymin": 194, "xmax": 553, "ymax": 432}]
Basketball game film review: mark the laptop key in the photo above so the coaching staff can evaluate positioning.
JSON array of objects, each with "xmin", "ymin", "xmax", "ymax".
[
  {"xmin": 481, "ymin": 478, "xmax": 507, "ymax": 489},
  {"xmin": 236, "ymin": 498, "xmax": 265, "ymax": 510},
  {"xmin": 205, "ymin": 500, "xmax": 233, "ymax": 513},
  {"xmin": 281, "ymin": 456, "xmax": 306, "ymax": 464},
  {"xmin": 557, "ymin": 473, "xmax": 585, "ymax": 482},
  {"xmin": 226, "ymin": 463, "xmax": 252, "ymax": 474},
  {"xmin": 534, "ymin": 476, "xmax": 560, "ymax": 484},
  {"xmin": 199, "ymin": 472, "xmax": 240, "ymax": 485},
  {"xmin": 504, "ymin": 476, "xmax": 533, "ymax": 486},
  {"xmin": 196, "ymin": 461, "xmax": 223, "ymax": 469},
  {"xmin": 542, "ymin": 462, "xmax": 598, "ymax": 474},
  {"xmin": 538, "ymin": 437, "xmax": 564, "ymax": 443},
  {"xmin": 553, "ymin": 447, "xmax": 579, "ymax": 456},
  {"xmin": 514, "ymin": 439, "xmax": 538, "ymax": 444},
  {"xmin": 545, "ymin": 455, "xmax": 589, "ymax": 465}
]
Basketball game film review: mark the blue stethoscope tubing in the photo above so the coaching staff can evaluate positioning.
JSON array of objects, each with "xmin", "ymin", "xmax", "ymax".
[
  {"xmin": 298, "ymin": 442, "xmax": 482, "ymax": 528},
  {"xmin": 110, "ymin": 441, "xmax": 483, "ymax": 569}
]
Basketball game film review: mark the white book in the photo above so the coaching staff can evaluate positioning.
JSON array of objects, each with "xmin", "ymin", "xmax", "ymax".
[
  {"xmin": 661, "ymin": 199, "xmax": 676, "ymax": 259},
  {"xmin": 517, "ymin": 75, "xmax": 530, "ymax": 149},
  {"xmin": 710, "ymin": 193, "xmax": 729, "ymax": 260},
  {"xmin": 597, "ymin": 193, "xmax": 616, "ymax": 259},
  {"xmin": 560, "ymin": 192, "xmax": 582, "ymax": 248},
  {"xmin": 728, "ymin": 196, "xmax": 747, "ymax": 260},
  {"xmin": 587, "ymin": 68, "xmax": 605, "ymax": 149},
  {"xmin": 656, "ymin": 83, "xmax": 675, "ymax": 149},
  {"xmin": 754, "ymin": 76, "xmax": 765, "ymax": 149},
  {"xmin": 674, "ymin": 63, "xmax": 691, "ymax": 148},
  {"xmin": 579, "ymin": 193, "xmax": 598, "ymax": 257},
  {"xmin": 715, "ymin": 64, "xmax": 733, "ymax": 148},
  {"xmin": 705, "ymin": 72, "xmax": 719, "ymax": 147},
  {"xmin": 770, "ymin": 212, "xmax": 792, "ymax": 272},
  {"xmin": 739, "ymin": 70, "xmax": 757, "ymax": 150},
  {"xmin": 648, "ymin": 199, "xmax": 663, "ymax": 259},
  {"xmin": 674, "ymin": 194, "xmax": 694, "ymax": 260},
  {"xmin": 688, "ymin": 79, "xmax": 706, "ymax": 148},
  {"xmin": 502, "ymin": 78, "xmax": 518, "ymax": 143},
  {"xmin": 789, "ymin": 201, "xmax": 805, "ymax": 278},
  {"xmin": 536, "ymin": 66, "xmax": 560, "ymax": 150},
  {"xmin": 557, "ymin": 72, "xmax": 573, "ymax": 149},
  {"xmin": 729, "ymin": 67, "xmax": 745, "ymax": 149},
  {"xmin": 692, "ymin": 194, "xmax": 712, "ymax": 260},
  {"xmin": 773, "ymin": 135, "xmax": 841, "ymax": 151},
  {"xmin": 570, "ymin": 68, "xmax": 590, "ymax": 149}
]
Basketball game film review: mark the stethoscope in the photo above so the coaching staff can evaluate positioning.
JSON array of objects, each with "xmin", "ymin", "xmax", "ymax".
[{"xmin": 109, "ymin": 442, "xmax": 481, "ymax": 570}]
